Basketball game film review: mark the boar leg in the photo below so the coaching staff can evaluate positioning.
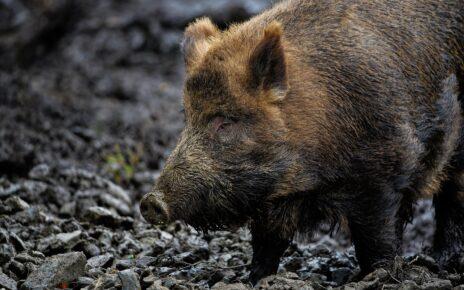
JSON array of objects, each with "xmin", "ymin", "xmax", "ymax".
[
  {"xmin": 347, "ymin": 194, "xmax": 400, "ymax": 276},
  {"xmin": 395, "ymin": 197, "xmax": 414, "ymax": 252},
  {"xmin": 432, "ymin": 174, "xmax": 464, "ymax": 270},
  {"xmin": 249, "ymin": 221, "xmax": 291, "ymax": 285}
]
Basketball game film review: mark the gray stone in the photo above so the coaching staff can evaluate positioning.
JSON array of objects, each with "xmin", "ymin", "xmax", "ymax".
[
  {"xmin": 363, "ymin": 268, "xmax": 389, "ymax": 282},
  {"xmin": 135, "ymin": 256, "xmax": 156, "ymax": 268},
  {"xmin": 340, "ymin": 279, "xmax": 380, "ymax": 290},
  {"xmin": 56, "ymin": 230, "xmax": 82, "ymax": 244},
  {"xmin": 0, "ymin": 272, "xmax": 17, "ymax": 290},
  {"xmin": 13, "ymin": 207, "xmax": 46, "ymax": 225},
  {"xmin": 91, "ymin": 273, "xmax": 121, "ymax": 289},
  {"xmin": 0, "ymin": 243, "xmax": 15, "ymax": 265},
  {"xmin": 447, "ymin": 273, "xmax": 461, "ymax": 285},
  {"xmin": 117, "ymin": 234, "xmax": 142, "ymax": 255},
  {"xmin": 5, "ymin": 196, "xmax": 30, "ymax": 212},
  {"xmin": 86, "ymin": 253, "xmax": 113, "ymax": 269},
  {"xmin": 420, "ymin": 279, "xmax": 452, "ymax": 290},
  {"xmin": 59, "ymin": 201, "xmax": 76, "ymax": 216},
  {"xmin": 398, "ymin": 280, "xmax": 420, "ymax": 290},
  {"xmin": 0, "ymin": 184, "xmax": 22, "ymax": 199},
  {"xmin": 116, "ymin": 258, "xmax": 135, "ymax": 270},
  {"xmin": 0, "ymin": 229, "xmax": 8, "ymax": 242},
  {"xmin": 146, "ymin": 279, "xmax": 168, "ymax": 290},
  {"xmin": 257, "ymin": 274, "xmax": 306, "ymax": 290},
  {"xmin": 30, "ymin": 251, "xmax": 45, "ymax": 259},
  {"xmin": 21, "ymin": 252, "xmax": 86, "ymax": 290},
  {"xmin": 106, "ymin": 181, "xmax": 131, "ymax": 205},
  {"xmin": 28, "ymin": 164, "xmax": 50, "ymax": 179},
  {"xmin": 211, "ymin": 282, "xmax": 249, "ymax": 290},
  {"xmin": 23, "ymin": 262, "xmax": 37, "ymax": 276},
  {"xmin": 118, "ymin": 269, "xmax": 141, "ymax": 290},
  {"xmin": 77, "ymin": 276, "xmax": 94, "ymax": 287},
  {"xmin": 99, "ymin": 192, "xmax": 132, "ymax": 216},
  {"xmin": 87, "ymin": 267, "xmax": 105, "ymax": 279},
  {"xmin": 133, "ymin": 171, "xmax": 158, "ymax": 185},
  {"xmin": 14, "ymin": 253, "xmax": 43, "ymax": 265},
  {"xmin": 9, "ymin": 232, "xmax": 27, "ymax": 251},
  {"xmin": 381, "ymin": 284, "xmax": 400, "ymax": 290},
  {"xmin": 8, "ymin": 260, "xmax": 26, "ymax": 278},
  {"xmin": 331, "ymin": 267, "xmax": 353, "ymax": 285},
  {"xmin": 16, "ymin": 181, "xmax": 48, "ymax": 203},
  {"xmin": 83, "ymin": 206, "xmax": 133, "ymax": 228},
  {"xmin": 98, "ymin": 230, "xmax": 113, "ymax": 249},
  {"xmin": 142, "ymin": 273, "xmax": 157, "ymax": 285},
  {"xmin": 407, "ymin": 254, "xmax": 438, "ymax": 271},
  {"xmin": 37, "ymin": 230, "xmax": 82, "ymax": 253},
  {"xmin": 83, "ymin": 242, "xmax": 101, "ymax": 257}
]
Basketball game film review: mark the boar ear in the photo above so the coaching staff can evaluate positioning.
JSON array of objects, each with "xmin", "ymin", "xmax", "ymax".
[
  {"xmin": 181, "ymin": 17, "xmax": 219, "ymax": 71},
  {"xmin": 249, "ymin": 21, "xmax": 287, "ymax": 101}
]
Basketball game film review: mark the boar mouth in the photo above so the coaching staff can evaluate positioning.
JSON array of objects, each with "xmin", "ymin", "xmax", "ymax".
[
  {"xmin": 175, "ymin": 198, "xmax": 255, "ymax": 231},
  {"xmin": 183, "ymin": 215, "xmax": 250, "ymax": 232},
  {"xmin": 140, "ymin": 190, "xmax": 248, "ymax": 230}
]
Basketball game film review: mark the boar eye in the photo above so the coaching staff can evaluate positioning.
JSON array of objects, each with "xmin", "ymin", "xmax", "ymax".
[
  {"xmin": 211, "ymin": 116, "xmax": 234, "ymax": 134},
  {"xmin": 179, "ymin": 107, "xmax": 186, "ymax": 122}
]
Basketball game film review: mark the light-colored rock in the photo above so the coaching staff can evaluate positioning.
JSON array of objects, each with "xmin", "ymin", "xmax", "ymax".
[
  {"xmin": 21, "ymin": 252, "xmax": 86, "ymax": 290},
  {"xmin": 0, "ymin": 272, "xmax": 17, "ymax": 290}
]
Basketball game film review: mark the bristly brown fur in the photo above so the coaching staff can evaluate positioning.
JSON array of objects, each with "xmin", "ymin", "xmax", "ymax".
[
  {"xmin": 249, "ymin": 21, "xmax": 287, "ymax": 101},
  {"xmin": 143, "ymin": 0, "xmax": 464, "ymax": 285},
  {"xmin": 182, "ymin": 17, "xmax": 220, "ymax": 72}
]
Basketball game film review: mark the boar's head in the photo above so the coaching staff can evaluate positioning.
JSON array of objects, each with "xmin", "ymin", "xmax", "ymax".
[{"xmin": 141, "ymin": 18, "xmax": 296, "ymax": 230}]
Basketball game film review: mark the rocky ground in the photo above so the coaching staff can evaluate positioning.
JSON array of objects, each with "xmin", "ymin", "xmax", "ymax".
[{"xmin": 0, "ymin": 0, "xmax": 463, "ymax": 289}]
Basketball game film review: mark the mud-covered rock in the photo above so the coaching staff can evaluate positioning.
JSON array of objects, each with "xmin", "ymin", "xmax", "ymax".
[
  {"xmin": 77, "ymin": 276, "xmax": 95, "ymax": 287},
  {"xmin": 86, "ymin": 253, "xmax": 114, "ymax": 269},
  {"xmin": 257, "ymin": 273, "xmax": 316, "ymax": 289},
  {"xmin": 420, "ymin": 279, "xmax": 452, "ymax": 290},
  {"xmin": 83, "ymin": 206, "xmax": 133, "ymax": 228},
  {"xmin": 28, "ymin": 164, "xmax": 51, "ymax": 180},
  {"xmin": 21, "ymin": 252, "xmax": 86, "ymax": 290},
  {"xmin": 36, "ymin": 230, "xmax": 82, "ymax": 254},
  {"xmin": 91, "ymin": 273, "xmax": 121, "ymax": 289},
  {"xmin": 119, "ymin": 269, "xmax": 141, "ymax": 290},
  {"xmin": 4, "ymin": 196, "xmax": 30, "ymax": 213},
  {"xmin": 0, "ymin": 272, "xmax": 17, "ymax": 290},
  {"xmin": 0, "ymin": 243, "xmax": 15, "ymax": 266},
  {"xmin": 14, "ymin": 252, "xmax": 43, "ymax": 265},
  {"xmin": 212, "ymin": 282, "xmax": 249, "ymax": 290},
  {"xmin": 135, "ymin": 256, "xmax": 156, "ymax": 268}
]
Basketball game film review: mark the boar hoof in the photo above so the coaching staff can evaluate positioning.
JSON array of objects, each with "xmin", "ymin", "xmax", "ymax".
[{"xmin": 249, "ymin": 265, "xmax": 276, "ymax": 286}]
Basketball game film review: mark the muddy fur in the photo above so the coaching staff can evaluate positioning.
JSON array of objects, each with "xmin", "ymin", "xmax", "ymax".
[{"xmin": 140, "ymin": 0, "xmax": 464, "ymax": 285}]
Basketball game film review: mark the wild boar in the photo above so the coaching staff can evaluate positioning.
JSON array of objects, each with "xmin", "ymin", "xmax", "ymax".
[{"xmin": 140, "ymin": 0, "xmax": 464, "ymax": 284}]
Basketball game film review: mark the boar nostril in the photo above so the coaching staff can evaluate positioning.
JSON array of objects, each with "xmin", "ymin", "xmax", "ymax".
[
  {"xmin": 140, "ymin": 191, "xmax": 169, "ymax": 225},
  {"xmin": 152, "ymin": 202, "xmax": 165, "ymax": 216},
  {"xmin": 139, "ymin": 199, "xmax": 149, "ymax": 215}
]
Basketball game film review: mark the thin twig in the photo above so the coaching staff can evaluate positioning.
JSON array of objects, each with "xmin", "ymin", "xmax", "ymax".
[
  {"xmin": 407, "ymin": 256, "xmax": 419, "ymax": 265},
  {"xmin": 387, "ymin": 271, "xmax": 401, "ymax": 283}
]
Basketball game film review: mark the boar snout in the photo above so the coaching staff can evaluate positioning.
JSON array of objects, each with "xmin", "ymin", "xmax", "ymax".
[{"xmin": 140, "ymin": 191, "xmax": 169, "ymax": 225}]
